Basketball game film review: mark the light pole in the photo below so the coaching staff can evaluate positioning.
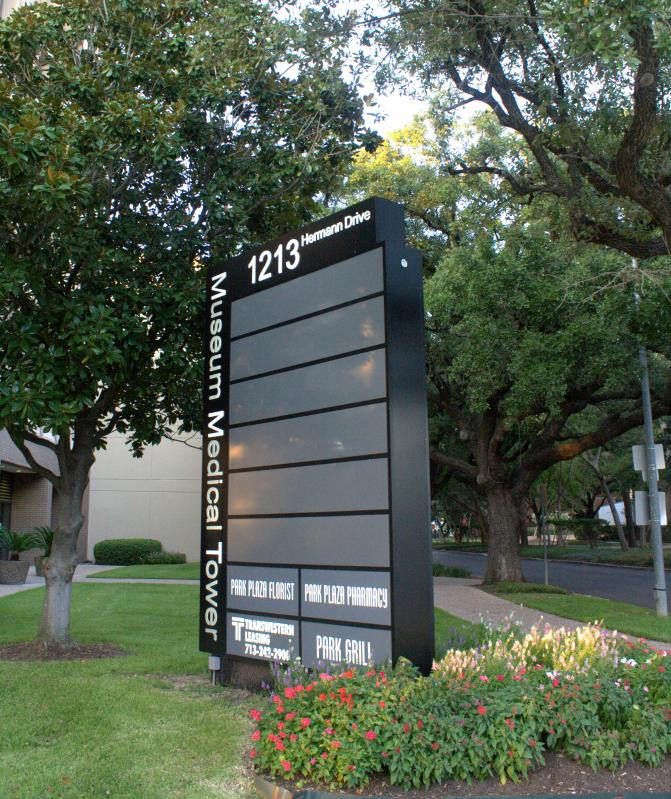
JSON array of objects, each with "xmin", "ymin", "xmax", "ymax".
[{"xmin": 633, "ymin": 258, "xmax": 668, "ymax": 618}]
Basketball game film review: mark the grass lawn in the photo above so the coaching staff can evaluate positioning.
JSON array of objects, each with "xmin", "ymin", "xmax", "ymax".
[
  {"xmin": 434, "ymin": 540, "xmax": 671, "ymax": 567},
  {"xmin": 519, "ymin": 544, "xmax": 671, "ymax": 567},
  {"xmin": 496, "ymin": 589, "xmax": 671, "ymax": 644},
  {"xmin": 0, "ymin": 586, "xmax": 474, "ymax": 799},
  {"xmin": 0, "ymin": 584, "xmax": 254, "ymax": 799},
  {"xmin": 89, "ymin": 563, "xmax": 200, "ymax": 580}
]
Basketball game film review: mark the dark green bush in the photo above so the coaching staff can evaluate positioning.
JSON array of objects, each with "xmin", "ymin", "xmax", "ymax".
[
  {"xmin": 142, "ymin": 551, "xmax": 187, "ymax": 564},
  {"xmin": 551, "ymin": 517, "xmax": 608, "ymax": 545},
  {"xmin": 432, "ymin": 563, "xmax": 471, "ymax": 578},
  {"xmin": 94, "ymin": 538, "xmax": 162, "ymax": 565}
]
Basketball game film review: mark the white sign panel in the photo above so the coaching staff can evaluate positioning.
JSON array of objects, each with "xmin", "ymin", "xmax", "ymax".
[{"xmin": 634, "ymin": 491, "xmax": 668, "ymax": 526}]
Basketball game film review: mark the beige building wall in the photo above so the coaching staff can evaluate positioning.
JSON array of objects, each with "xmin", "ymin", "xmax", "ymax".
[
  {"xmin": 86, "ymin": 431, "xmax": 202, "ymax": 562},
  {"xmin": 10, "ymin": 473, "xmax": 52, "ymax": 532}
]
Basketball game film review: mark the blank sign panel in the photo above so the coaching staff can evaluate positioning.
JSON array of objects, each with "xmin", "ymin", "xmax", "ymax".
[
  {"xmin": 227, "ymin": 515, "xmax": 390, "ymax": 567},
  {"xmin": 229, "ymin": 349, "xmax": 387, "ymax": 425},
  {"xmin": 231, "ymin": 248, "xmax": 384, "ymax": 337},
  {"xmin": 228, "ymin": 459, "xmax": 389, "ymax": 516},
  {"xmin": 230, "ymin": 297, "xmax": 386, "ymax": 381},
  {"xmin": 229, "ymin": 404, "xmax": 388, "ymax": 469}
]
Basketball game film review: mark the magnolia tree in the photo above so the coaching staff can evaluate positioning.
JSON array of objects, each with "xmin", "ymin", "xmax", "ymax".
[{"xmin": 0, "ymin": 0, "xmax": 367, "ymax": 644}]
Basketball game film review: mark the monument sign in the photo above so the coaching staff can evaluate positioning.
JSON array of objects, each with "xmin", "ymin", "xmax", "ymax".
[{"xmin": 200, "ymin": 198, "xmax": 434, "ymax": 676}]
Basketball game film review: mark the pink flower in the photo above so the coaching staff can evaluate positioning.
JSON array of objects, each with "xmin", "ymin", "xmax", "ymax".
[
  {"xmin": 249, "ymin": 748, "xmax": 256, "ymax": 759},
  {"xmin": 552, "ymin": 678, "xmax": 560, "ymax": 688},
  {"xmin": 365, "ymin": 730, "xmax": 377, "ymax": 740},
  {"xmin": 431, "ymin": 741, "xmax": 440, "ymax": 751},
  {"xmin": 249, "ymin": 709, "xmax": 262, "ymax": 721},
  {"xmin": 417, "ymin": 719, "xmax": 424, "ymax": 730},
  {"xmin": 331, "ymin": 740, "xmax": 342, "ymax": 749},
  {"xmin": 379, "ymin": 700, "xmax": 386, "ymax": 708},
  {"xmin": 301, "ymin": 717, "xmax": 311, "ymax": 728},
  {"xmin": 324, "ymin": 727, "xmax": 334, "ymax": 736},
  {"xmin": 285, "ymin": 712, "xmax": 296, "ymax": 721},
  {"xmin": 284, "ymin": 687, "xmax": 297, "ymax": 699},
  {"xmin": 477, "ymin": 705, "xmax": 487, "ymax": 715},
  {"xmin": 251, "ymin": 730, "xmax": 261, "ymax": 741},
  {"xmin": 403, "ymin": 723, "xmax": 411, "ymax": 733},
  {"xmin": 495, "ymin": 674, "xmax": 505, "ymax": 682},
  {"xmin": 281, "ymin": 760, "xmax": 291, "ymax": 772},
  {"xmin": 479, "ymin": 675, "xmax": 489, "ymax": 683},
  {"xmin": 310, "ymin": 757, "xmax": 317, "ymax": 765},
  {"xmin": 504, "ymin": 718, "xmax": 515, "ymax": 730}
]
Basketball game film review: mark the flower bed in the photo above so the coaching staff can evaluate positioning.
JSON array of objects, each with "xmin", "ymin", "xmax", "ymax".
[{"xmin": 250, "ymin": 625, "xmax": 671, "ymax": 791}]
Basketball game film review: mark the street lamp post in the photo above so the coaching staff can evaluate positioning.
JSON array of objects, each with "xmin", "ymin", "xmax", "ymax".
[{"xmin": 633, "ymin": 259, "xmax": 668, "ymax": 618}]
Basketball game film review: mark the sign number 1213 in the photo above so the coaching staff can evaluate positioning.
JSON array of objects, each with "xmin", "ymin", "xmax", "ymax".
[{"xmin": 248, "ymin": 239, "xmax": 300, "ymax": 285}]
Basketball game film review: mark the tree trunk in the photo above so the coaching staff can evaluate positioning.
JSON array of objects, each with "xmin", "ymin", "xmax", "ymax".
[
  {"xmin": 484, "ymin": 485, "xmax": 525, "ymax": 583},
  {"xmin": 623, "ymin": 490, "xmax": 638, "ymax": 547},
  {"xmin": 600, "ymin": 477, "xmax": 628, "ymax": 551},
  {"xmin": 38, "ymin": 470, "xmax": 88, "ymax": 646}
]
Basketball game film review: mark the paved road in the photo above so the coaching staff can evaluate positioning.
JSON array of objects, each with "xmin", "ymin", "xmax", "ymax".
[{"xmin": 433, "ymin": 549, "xmax": 671, "ymax": 610}]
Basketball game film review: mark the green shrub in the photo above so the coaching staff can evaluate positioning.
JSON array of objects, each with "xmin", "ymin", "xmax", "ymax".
[
  {"xmin": 551, "ymin": 517, "xmax": 608, "ymax": 545},
  {"xmin": 142, "ymin": 551, "xmax": 187, "ymax": 564},
  {"xmin": 93, "ymin": 538, "xmax": 162, "ymax": 565},
  {"xmin": 432, "ymin": 563, "xmax": 471, "ymax": 578},
  {"xmin": 250, "ymin": 627, "xmax": 671, "ymax": 791}
]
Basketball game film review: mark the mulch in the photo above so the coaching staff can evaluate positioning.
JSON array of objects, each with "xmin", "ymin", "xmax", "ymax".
[
  {"xmin": 0, "ymin": 641, "xmax": 127, "ymax": 661},
  {"xmin": 264, "ymin": 752, "xmax": 671, "ymax": 797}
]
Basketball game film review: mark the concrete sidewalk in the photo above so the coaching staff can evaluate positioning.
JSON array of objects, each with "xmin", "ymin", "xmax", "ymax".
[{"xmin": 433, "ymin": 576, "xmax": 670, "ymax": 652}]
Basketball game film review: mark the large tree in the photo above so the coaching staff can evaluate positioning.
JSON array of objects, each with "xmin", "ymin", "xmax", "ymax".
[
  {"xmin": 345, "ymin": 121, "xmax": 671, "ymax": 581},
  {"xmin": 0, "ymin": 0, "xmax": 367, "ymax": 643},
  {"xmin": 374, "ymin": 0, "xmax": 671, "ymax": 259}
]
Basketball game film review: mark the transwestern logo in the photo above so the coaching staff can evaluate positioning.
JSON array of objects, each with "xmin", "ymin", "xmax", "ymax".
[{"xmin": 231, "ymin": 616, "xmax": 295, "ymax": 644}]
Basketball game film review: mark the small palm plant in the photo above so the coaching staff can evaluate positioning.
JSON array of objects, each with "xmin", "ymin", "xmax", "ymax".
[
  {"xmin": 29, "ymin": 526, "xmax": 55, "ymax": 576},
  {"xmin": 0, "ymin": 525, "xmax": 32, "ymax": 584},
  {"xmin": 30, "ymin": 526, "xmax": 54, "ymax": 557},
  {"xmin": 0, "ymin": 526, "xmax": 33, "ymax": 561}
]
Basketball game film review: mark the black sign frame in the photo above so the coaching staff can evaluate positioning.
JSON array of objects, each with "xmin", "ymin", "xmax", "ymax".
[{"xmin": 199, "ymin": 197, "xmax": 434, "ymax": 676}]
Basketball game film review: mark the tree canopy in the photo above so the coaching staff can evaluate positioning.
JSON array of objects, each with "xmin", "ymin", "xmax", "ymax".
[
  {"xmin": 344, "ymin": 118, "xmax": 671, "ymax": 580},
  {"xmin": 374, "ymin": 0, "xmax": 671, "ymax": 258}
]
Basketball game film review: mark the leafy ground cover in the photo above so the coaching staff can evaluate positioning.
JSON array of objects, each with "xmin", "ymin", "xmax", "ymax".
[
  {"xmin": 89, "ymin": 563, "xmax": 200, "ymax": 580},
  {"xmin": 485, "ymin": 582, "xmax": 568, "ymax": 595},
  {"xmin": 252, "ymin": 626, "xmax": 671, "ymax": 792},
  {"xmin": 493, "ymin": 590, "xmax": 671, "ymax": 643},
  {"xmin": 432, "ymin": 563, "xmax": 472, "ymax": 578}
]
